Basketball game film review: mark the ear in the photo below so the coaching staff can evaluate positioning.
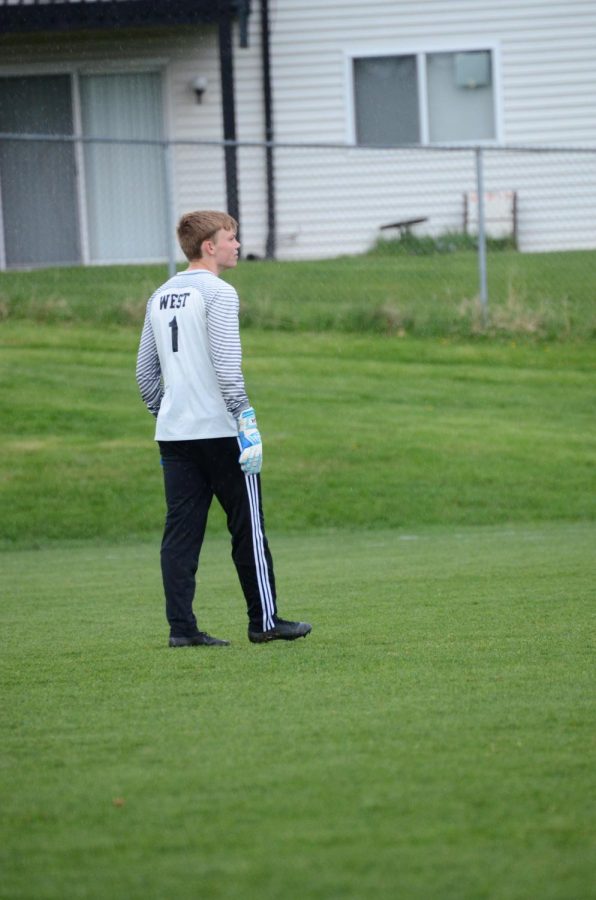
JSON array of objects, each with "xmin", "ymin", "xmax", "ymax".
[{"xmin": 201, "ymin": 238, "xmax": 216, "ymax": 258}]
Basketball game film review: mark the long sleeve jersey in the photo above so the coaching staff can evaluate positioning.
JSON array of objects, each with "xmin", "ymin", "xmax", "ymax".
[{"xmin": 136, "ymin": 269, "xmax": 250, "ymax": 441}]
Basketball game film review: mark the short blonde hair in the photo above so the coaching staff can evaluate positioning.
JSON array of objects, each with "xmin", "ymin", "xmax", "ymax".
[{"xmin": 176, "ymin": 210, "xmax": 238, "ymax": 261}]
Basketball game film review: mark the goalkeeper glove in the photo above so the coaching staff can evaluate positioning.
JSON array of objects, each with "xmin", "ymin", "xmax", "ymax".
[{"xmin": 237, "ymin": 407, "xmax": 262, "ymax": 475}]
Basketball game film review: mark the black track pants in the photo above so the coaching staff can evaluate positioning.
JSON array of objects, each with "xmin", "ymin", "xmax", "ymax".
[{"xmin": 158, "ymin": 438, "xmax": 277, "ymax": 636}]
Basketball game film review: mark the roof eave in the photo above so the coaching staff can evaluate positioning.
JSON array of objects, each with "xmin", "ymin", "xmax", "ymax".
[{"xmin": 0, "ymin": 0, "xmax": 243, "ymax": 35}]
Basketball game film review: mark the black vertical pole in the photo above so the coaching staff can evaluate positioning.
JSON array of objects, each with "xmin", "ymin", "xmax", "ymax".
[
  {"xmin": 261, "ymin": 0, "xmax": 276, "ymax": 259},
  {"xmin": 218, "ymin": 14, "xmax": 239, "ymax": 225}
]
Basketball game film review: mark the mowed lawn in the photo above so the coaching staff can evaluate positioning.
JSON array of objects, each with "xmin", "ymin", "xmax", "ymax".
[
  {"xmin": 1, "ymin": 318, "xmax": 595, "ymax": 898},
  {"xmin": 0, "ymin": 323, "xmax": 594, "ymax": 545},
  {"xmin": 1, "ymin": 523, "xmax": 595, "ymax": 900}
]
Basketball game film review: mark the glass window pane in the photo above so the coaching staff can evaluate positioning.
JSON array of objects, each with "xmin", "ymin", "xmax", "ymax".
[
  {"xmin": 354, "ymin": 56, "xmax": 419, "ymax": 146},
  {"xmin": 427, "ymin": 51, "xmax": 495, "ymax": 142},
  {"xmin": 80, "ymin": 73, "xmax": 167, "ymax": 262},
  {"xmin": 0, "ymin": 75, "xmax": 80, "ymax": 266}
]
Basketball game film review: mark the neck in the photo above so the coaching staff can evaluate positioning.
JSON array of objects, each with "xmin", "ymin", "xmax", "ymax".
[{"xmin": 186, "ymin": 259, "xmax": 220, "ymax": 275}]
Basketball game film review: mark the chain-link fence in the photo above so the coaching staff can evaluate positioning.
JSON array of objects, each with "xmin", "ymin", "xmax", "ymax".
[{"xmin": 1, "ymin": 133, "xmax": 595, "ymax": 320}]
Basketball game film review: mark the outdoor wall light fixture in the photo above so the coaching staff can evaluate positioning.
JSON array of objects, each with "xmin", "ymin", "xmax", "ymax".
[{"xmin": 190, "ymin": 76, "xmax": 208, "ymax": 103}]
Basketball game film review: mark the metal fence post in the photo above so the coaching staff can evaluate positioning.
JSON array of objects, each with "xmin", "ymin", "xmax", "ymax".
[
  {"xmin": 475, "ymin": 146, "xmax": 489, "ymax": 326},
  {"xmin": 163, "ymin": 140, "xmax": 177, "ymax": 278}
]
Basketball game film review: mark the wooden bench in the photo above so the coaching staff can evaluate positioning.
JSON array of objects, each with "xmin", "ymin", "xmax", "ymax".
[{"xmin": 380, "ymin": 216, "xmax": 428, "ymax": 235}]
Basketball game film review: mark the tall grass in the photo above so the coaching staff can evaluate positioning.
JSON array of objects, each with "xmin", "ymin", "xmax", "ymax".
[
  {"xmin": 369, "ymin": 230, "xmax": 517, "ymax": 255},
  {"xmin": 0, "ymin": 246, "xmax": 594, "ymax": 339}
]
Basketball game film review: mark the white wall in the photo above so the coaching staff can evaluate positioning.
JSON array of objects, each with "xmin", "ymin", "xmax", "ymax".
[
  {"xmin": 1, "ymin": 2, "xmax": 595, "ymax": 261},
  {"xmin": 268, "ymin": 0, "xmax": 596, "ymax": 145},
  {"xmin": 264, "ymin": 0, "xmax": 596, "ymax": 258}
]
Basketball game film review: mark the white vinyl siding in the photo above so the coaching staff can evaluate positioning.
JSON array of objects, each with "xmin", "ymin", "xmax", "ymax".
[
  {"xmin": 265, "ymin": 0, "xmax": 596, "ymax": 258},
  {"xmin": 0, "ymin": 1, "xmax": 594, "ymax": 262},
  {"xmin": 267, "ymin": 0, "xmax": 595, "ymax": 146}
]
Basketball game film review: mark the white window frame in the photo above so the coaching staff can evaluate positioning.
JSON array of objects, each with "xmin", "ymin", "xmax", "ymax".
[
  {"xmin": 0, "ymin": 59, "xmax": 171, "ymax": 269},
  {"xmin": 344, "ymin": 40, "xmax": 503, "ymax": 147}
]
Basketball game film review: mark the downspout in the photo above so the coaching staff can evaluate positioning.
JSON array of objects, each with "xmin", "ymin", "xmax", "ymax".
[
  {"xmin": 218, "ymin": 11, "xmax": 239, "ymax": 225},
  {"xmin": 238, "ymin": 0, "xmax": 250, "ymax": 48},
  {"xmin": 260, "ymin": 0, "xmax": 276, "ymax": 258}
]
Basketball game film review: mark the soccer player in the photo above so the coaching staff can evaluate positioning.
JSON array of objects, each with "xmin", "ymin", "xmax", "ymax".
[{"xmin": 136, "ymin": 210, "xmax": 312, "ymax": 647}]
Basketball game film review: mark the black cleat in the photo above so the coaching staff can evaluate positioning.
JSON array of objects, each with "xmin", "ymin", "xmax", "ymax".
[
  {"xmin": 169, "ymin": 631, "xmax": 230, "ymax": 647},
  {"xmin": 248, "ymin": 618, "xmax": 312, "ymax": 644}
]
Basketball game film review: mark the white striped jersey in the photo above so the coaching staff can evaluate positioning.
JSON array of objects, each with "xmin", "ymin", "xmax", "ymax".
[{"xmin": 136, "ymin": 269, "xmax": 250, "ymax": 441}]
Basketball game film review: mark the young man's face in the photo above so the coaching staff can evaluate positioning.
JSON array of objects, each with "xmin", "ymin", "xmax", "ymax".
[{"xmin": 212, "ymin": 228, "xmax": 240, "ymax": 271}]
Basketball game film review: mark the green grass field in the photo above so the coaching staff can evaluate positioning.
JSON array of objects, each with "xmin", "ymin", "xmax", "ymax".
[
  {"xmin": 1, "ymin": 253, "xmax": 595, "ymax": 899},
  {"xmin": 2, "ymin": 523, "xmax": 595, "ymax": 900}
]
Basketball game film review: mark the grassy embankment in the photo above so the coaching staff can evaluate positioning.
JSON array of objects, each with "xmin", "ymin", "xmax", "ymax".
[
  {"xmin": 1, "ymin": 245, "xmax": 594, "ymax": 546},
  {"xmin": 0, "ymin": 243, "xmax": 594, "ymax": 339}
]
